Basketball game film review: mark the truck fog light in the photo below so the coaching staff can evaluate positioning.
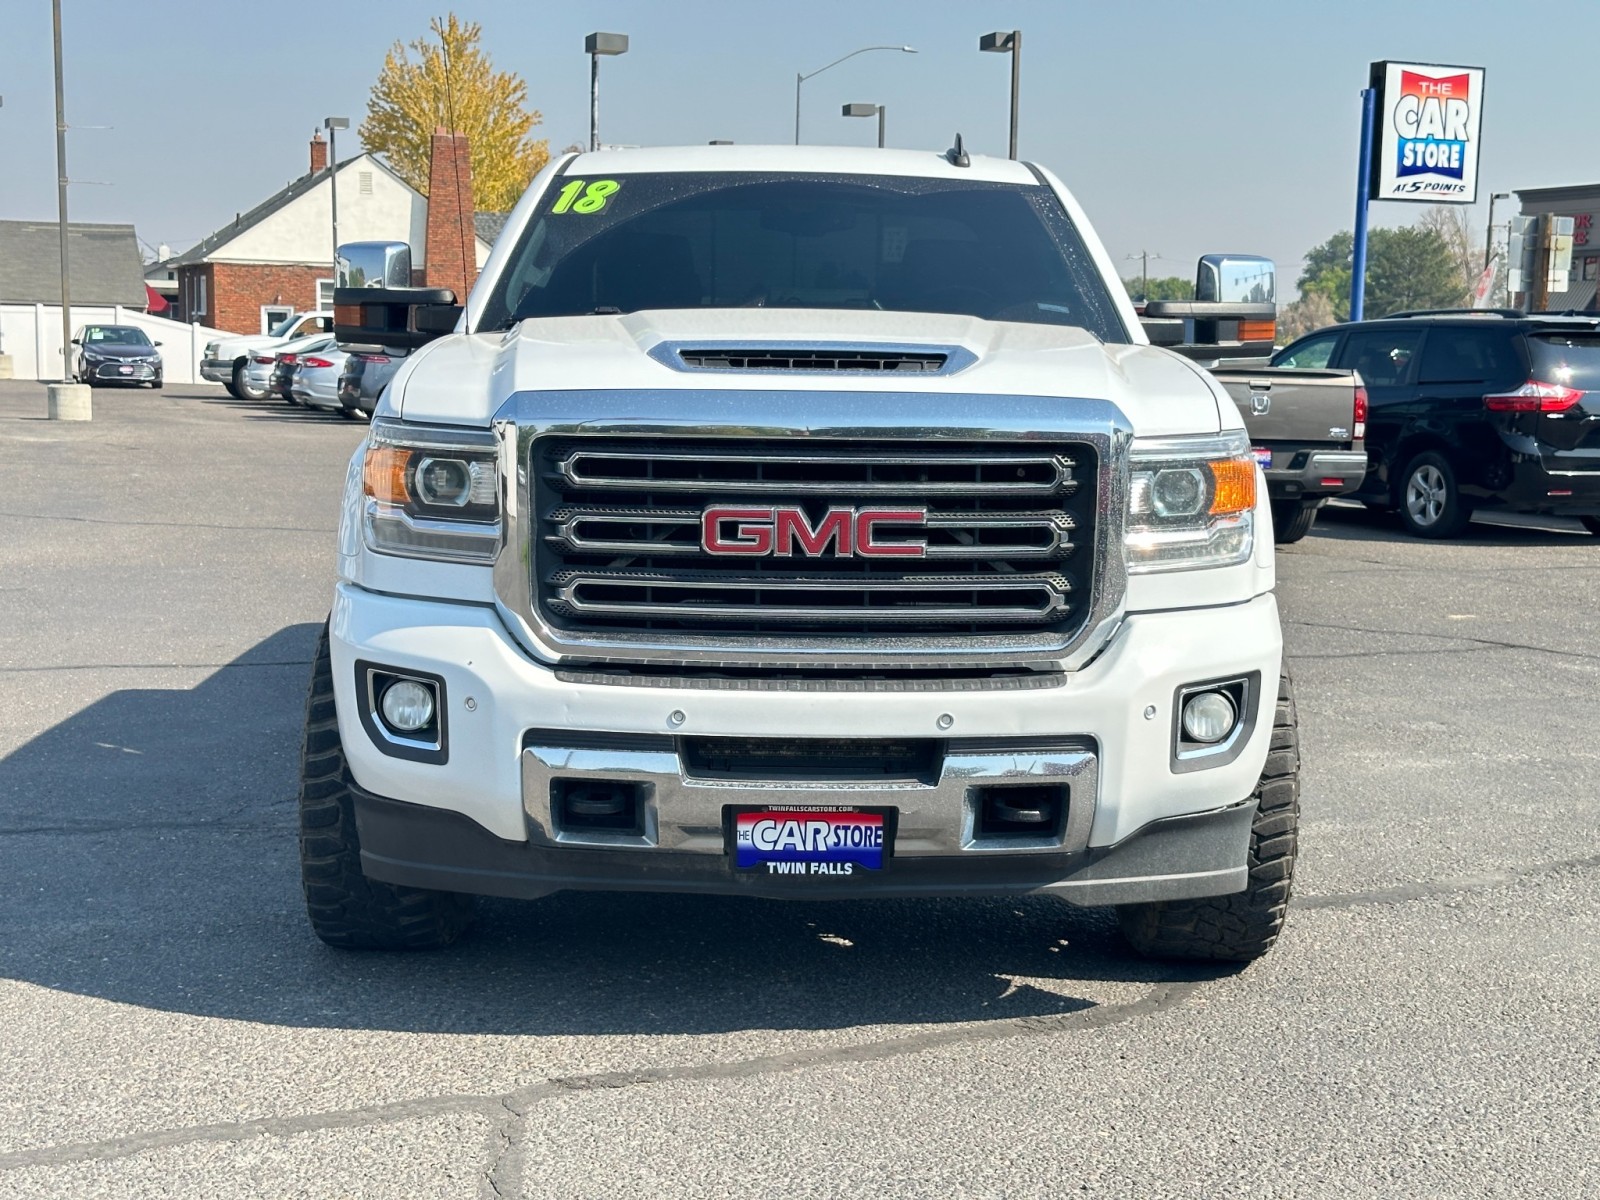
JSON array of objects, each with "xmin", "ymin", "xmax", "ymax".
[
  {"xmin": 1181, "ymin": 691, "xmax": 1237, "ymax": 743},
  {"xmin": 380, "ymin": 679, "xmax": 436, "ymax": 732}
]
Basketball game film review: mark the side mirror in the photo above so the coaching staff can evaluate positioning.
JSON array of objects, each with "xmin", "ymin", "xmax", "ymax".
[
  {"xmin": 70, "ymin": 338, "xmax": 80, "ymax": 345},
  {"xmin": 154, "ymin": 341, "xmax": 163, "ymax": 347},
  {"xmin": 336, "ymin": 241, "xmax": 413, "ymax": 289},
  {"xmin": 333, "ymin": 240, "xmax": 461, "ymax": 349},
  {"xmin": 1143, "ymin": 254, "xmax": 1278, "ymax": 365},
  {"xmin": 1195, "ymin": 254, "xmax": 1276, "ymax": 304}
]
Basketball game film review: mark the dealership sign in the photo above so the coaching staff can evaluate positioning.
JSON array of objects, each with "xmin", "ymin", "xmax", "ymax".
[{"xmin": 1369, "ymin": 61, "xmax": 1485, "ymax": 204}]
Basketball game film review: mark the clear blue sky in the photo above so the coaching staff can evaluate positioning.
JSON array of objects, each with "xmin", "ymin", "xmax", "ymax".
[{"xmin": 0, "ymin": 0, "xmax": 1579, "ymax": 288}]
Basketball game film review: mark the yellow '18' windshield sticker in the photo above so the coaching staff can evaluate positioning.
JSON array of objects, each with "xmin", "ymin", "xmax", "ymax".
[{"xmin": 551, "ymin": 179, "xmax": 620, "ymax": 214}]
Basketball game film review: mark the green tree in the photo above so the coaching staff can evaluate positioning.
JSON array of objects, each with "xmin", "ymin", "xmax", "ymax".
[
  {"xmin": 360, "ymin": 14, "xmax": 549, "ymax": 213},
  {"xmin": 1121, "ymin": 275, "xmax": 1194, "ymax": 302},
  {"xmin": 1366, "ymin": 226, "xmax": 1470, "ymax": 315},
  {"xmin": 1297, "ymin": 225, "xmax": 1466, "ymax": 320}
]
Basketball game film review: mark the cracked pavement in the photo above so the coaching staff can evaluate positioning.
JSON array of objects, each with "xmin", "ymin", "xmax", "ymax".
[{"xmin": 1, "ymin": 382, "xmax": 1597, "ymax": 1198}]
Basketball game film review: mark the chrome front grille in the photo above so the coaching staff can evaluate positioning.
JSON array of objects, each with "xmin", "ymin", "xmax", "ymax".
[{"xmin": 532, "ymin": 437, "xmax": 1098, "ymax": 639}]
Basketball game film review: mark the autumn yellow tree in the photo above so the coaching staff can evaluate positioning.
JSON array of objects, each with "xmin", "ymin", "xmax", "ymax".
[{"xmin": 360, "ymin": 15, "xmax": 549, "ymax": 213}]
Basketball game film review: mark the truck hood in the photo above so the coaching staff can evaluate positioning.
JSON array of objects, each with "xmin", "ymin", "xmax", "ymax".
[{"xmin": 389, "ymin": 309, "xmax": 1235, "ymax": 437}]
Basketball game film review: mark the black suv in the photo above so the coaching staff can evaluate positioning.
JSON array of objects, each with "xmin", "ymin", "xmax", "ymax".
[{"xmin": 1271, "ymin": 311, "xmax": 1600, "ymax": 538}]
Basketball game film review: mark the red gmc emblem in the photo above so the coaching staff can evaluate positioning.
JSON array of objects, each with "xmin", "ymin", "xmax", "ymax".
[{"xmin": 701, "ymin": 506, "xmax": 927, "ymax": 558}]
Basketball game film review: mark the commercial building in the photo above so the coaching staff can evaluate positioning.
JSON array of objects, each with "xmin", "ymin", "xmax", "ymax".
[{"xmin": 1514, "ymin": 183, "xmax": 1600, "ymax": 311}]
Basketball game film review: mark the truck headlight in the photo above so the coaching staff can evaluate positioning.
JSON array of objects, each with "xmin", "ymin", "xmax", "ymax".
[
  {"xmin": 1125, "ymin": 432, "xmax": 1256, "ymax": 573},
  {"xmin": 361, "ymin": 418, "xmax": 501, "ymax": 563}
]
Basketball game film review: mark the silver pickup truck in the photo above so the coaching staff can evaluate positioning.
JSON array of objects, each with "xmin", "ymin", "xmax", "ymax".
[{"xmin": 1143, "ymin": 257, "xmax": 1366, "ymax": 544}]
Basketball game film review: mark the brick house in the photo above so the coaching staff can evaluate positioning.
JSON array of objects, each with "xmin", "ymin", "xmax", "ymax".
[{"xmin": 168, "ymin": 132, "xmax": 495, "ymax": 334}]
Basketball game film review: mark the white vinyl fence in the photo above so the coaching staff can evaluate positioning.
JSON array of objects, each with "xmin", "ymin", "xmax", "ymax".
[{"xmin": 0, "ymin": 304, "xmax": 229, "ymax": 385}]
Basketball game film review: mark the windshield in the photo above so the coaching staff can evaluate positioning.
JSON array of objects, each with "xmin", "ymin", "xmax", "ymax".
[
  {"xmin": 478, "ymin": 171, "xmax": 1127, "ymax": 341},
  {"xmin": 83, "ymin": 326, "xmax": 152, "ymax": 346}
]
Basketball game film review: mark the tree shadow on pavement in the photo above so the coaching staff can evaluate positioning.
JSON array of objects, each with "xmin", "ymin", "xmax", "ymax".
[{"xmin": 0, "ymin": 625, "xmax": 1231, "ymax": 1038}]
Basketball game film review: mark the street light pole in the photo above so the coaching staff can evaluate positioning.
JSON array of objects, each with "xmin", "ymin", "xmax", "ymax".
[
  {"xmin": 585, "ymin": 32, "xmax": 629, "ymax": 151},
  {"xmin": 979, "ymin": 30, "xmax": 1022, "ymax": 158},
  {"xmin": 794, "ymin": 45, "xmax": 915, "ymax": 144},
  {"xmin": 52, "ymin": 0, "xmax": 72, "ymax": 384},
  {"xmin": 324, "ymin": 116, "xmax": 349, "ymax": 277},
  {"xmin": 842, "ymin": 103, "xmax": 885, "ymax": 148}
]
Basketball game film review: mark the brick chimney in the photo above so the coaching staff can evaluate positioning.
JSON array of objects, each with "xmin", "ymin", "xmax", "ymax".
[
  {"xmin": 422, "ymin": 128, "xmax": 476, "ymax": 300},
  {"xmin": 309, "ymin": 131, "xmax": 328, "ymax": 175}
]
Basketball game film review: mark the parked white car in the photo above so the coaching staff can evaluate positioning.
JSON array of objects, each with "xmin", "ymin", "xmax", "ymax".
[
  {"xmin": 290, "ymin": 346, "xmax": 349, "ymax": 411},
  {"xmin": 201, "ymin": 310, "xmax": 333, "ymax": 400}
]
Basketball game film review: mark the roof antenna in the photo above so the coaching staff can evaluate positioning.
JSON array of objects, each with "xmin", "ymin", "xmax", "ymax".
[{"xmin": 946, "ymin": 133, "xmax": 970, "ymax": 168}]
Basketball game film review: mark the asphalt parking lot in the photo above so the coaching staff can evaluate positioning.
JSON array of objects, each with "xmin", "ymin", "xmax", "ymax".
[{"xmin": 1, "ymin": 379, "xmax": 1597, "ymax": 1199}]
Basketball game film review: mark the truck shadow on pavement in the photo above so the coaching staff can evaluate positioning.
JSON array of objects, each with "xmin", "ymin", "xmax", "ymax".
[{"xmin": 0, "ymin": 624, "xmax": 1228, "ymax": 1037}]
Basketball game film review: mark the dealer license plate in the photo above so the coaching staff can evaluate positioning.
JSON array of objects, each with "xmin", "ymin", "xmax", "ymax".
[
  {"xmin": 118, "ymin": 365, "xmax": 134, "ymax": 375},
  {"xmin": 732, "ymin": 808, "xmax": 886, "ymax": 876},
  {"xmin": 1252, "ymin": 447, "xmax": 1273, "ymax": 469}
]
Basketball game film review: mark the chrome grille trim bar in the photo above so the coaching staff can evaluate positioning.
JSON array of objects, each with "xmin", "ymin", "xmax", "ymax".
[
  {"xmin": 543, "ymin": 505, "xmax": 1076, "ymax": 559},
  {"xmin": 552, "ymin": 448, "xmax": 1077, "ymax": 496},
  {"xmin": 551, "ymin": 569, "xmax": 1072, "ymax": 622}
]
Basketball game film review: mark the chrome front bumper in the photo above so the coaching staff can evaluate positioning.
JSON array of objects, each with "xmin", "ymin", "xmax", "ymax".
[{"xmin": 520, "ymin": 734, "xmax": 1098, "ymax": 856}]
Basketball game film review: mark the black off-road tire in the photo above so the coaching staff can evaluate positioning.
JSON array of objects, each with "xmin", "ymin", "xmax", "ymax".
[
  {"xmin": 1118, "ymin": 669, "xmax": 1300, "ymax": 963},
  {"xmin": 1398, "ymin": 450, "xmax": 1473, "ymax": 539},
  {"xmin": 299, "ymin": 625, "xmax": 473, "ymax": 950},
  {"xmin": 1581, "ymin": 516, "xmax": 1600, "ymax": 537},
  {"xmin": 1270, "ymin": 499, "xmax": 1320, "ymax": 544}
]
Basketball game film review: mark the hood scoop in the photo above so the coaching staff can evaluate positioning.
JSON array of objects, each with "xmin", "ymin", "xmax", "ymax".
[{"xmin": 654, "ymin": 342, "xmax": 974, "ymax": 376}]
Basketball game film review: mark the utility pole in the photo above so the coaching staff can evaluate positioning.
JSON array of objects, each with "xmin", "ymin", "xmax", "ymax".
[
  {"xmin": 52, "ymin": 0, "xmax": 71, "ymax": 384},
  {"xmin": 1484, "ymin": 192, "xmax": 1510, "ymax": 270},
  {"xmin": 1125, "ymin": 251, "xmax": 1156, "ymax": 300},
  {"xmin": 1532, "ymin": 216, "xmax": 1553, "ymax": 315},
  {"xmin": 47, "ymin": 0, "xmax": 89, "ymax": 419}
]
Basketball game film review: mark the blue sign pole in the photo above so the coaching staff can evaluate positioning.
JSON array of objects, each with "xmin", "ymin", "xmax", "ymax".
[{"xmin": 1350, "ymin": 86, "xmax": 1378, "ymax": 322}]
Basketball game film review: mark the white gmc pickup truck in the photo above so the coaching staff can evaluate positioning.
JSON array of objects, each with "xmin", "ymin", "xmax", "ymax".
[{"xmin": 305, "ymin": 144, "xmax": 1299, "ymax": 961}]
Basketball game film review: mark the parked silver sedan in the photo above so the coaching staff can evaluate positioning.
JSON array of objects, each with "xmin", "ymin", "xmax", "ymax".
[
  {"xmin": 242, "ymin": 332, "xmax": 335, "ymax": 400},
  {"xmin": 289, "ymin": 346, "xmax": 350, "ymax": 412}
]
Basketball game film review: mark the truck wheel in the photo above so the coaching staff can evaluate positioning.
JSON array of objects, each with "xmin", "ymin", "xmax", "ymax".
[
  {"xmin": 299, "ymin": 624, "xmax": 473, "ymax": 950},
  {"xmin": 1398, "ymin": 451, "xmax": 1472, "ymax": 539},
  {"xmin": 1117, "ymin": 668, "xmax": 1300, "ymax": 963},
  {"xmin": 1581, "ymin": 517, "xmax": 1600, "ymax": 537},
  {"xmin": 1270, "ymin": 499, "xmax": 1320, "ymax": 544},
  {"xmin": 234, "ymin": 361, "xmax": 268, "ymax": 402}
]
